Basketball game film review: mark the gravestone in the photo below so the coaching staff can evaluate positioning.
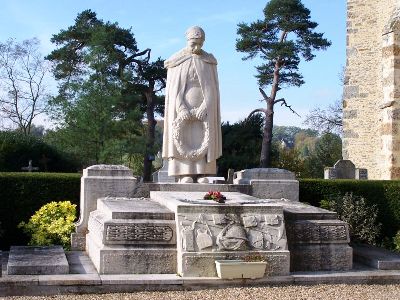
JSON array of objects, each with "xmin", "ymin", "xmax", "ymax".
[
  {"xmin": 21, "ymin": 160, "xmax": 39, "ymax": 172},
  {"xmin": 152, "ymin": 159, "xmax": 176, "ymax": 183},
  {"xmin": 324, "ymin": 159, "xmax": 368, "ymax": 180},
  {"xmin": 71, "ymin": 165, "xmax": 138, "ymax": 250}
]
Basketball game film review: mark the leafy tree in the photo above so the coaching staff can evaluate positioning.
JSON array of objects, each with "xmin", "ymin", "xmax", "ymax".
[
  {"xmin": 236, "ymin": 0, "xmax": 331, "ymax": 167},
  {"xmin": 0, "ymin": 38, "xmax": 50, "ymax": 135},
  {"xmin": 304, "ymin": 132, "xmax": 342, "ymax": 178},
  {"xmin": 46, "ymin": 10, "xmax": 166, "ymax": 179},
  {"xmin": 218, "ymin": 114, "xmax": 263, "ymax": 177},
  {"xmin": 272, "ymin": 125, "xmax": 318, "ymax": 149},
  {"xmin": 0, "ymin": 130, "xmax": 79, "ymax": 172}
]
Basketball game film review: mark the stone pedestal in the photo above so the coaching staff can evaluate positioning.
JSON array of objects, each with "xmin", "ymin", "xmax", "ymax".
[
  {"xmin": 151, "ymin": 191, "xmax": 290, "ymax": 277},
  {"xmin": 86, "ymin": 197, "xmax": 177, "ymax": 274},
  {"xmin": 233, "ymin": 168, "xmax": 299, "ymax": 201},
  {"xmin": 72, "ymin": 165, "xmax": 138, "ymax": 250}
]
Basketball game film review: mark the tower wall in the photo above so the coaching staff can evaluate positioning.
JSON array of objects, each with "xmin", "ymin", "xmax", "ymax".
[{"xmin": 344, "ymin": 0, "xmax": 398, "ymax": 179}]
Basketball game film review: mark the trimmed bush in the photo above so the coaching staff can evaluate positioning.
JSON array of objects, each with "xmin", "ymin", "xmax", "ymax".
[
  {"xmin": 300, "ymin": 179, "xmax": 400, "ymax": 247},
  {"xmin": 18, "ymin": 201, "xmax": 77, "ymax": 250},
  {"xmin": 0, "ymin": 172, "xmax": 80, "ymax": 250},
  {"xmin": 394, "ymin": 231, "xmax": 400, "ymax": 252},
  {"xmin": 320, "ymin": 192, "xmax": 381, "ymax": 244}
]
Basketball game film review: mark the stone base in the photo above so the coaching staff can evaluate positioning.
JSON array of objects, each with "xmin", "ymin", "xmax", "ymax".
[
  {"xmin": 7, "ymin": 246, "xmax": 69, "ymax": 275},
  {"xmin": 181, "ymin": 251, "xmax": 290, "ymax": 277},
  {"xmin": 290, "ymin": 244, "xmax": 353, "ymax": 271},
  {"xmin": 86, "ymin": 234, "xmax": 177, "ymax": 274}
]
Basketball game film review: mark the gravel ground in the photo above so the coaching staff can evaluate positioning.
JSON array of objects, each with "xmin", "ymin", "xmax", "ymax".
[{"xmin": 2, "ymin": 284, "xmax": 400, "ymax": 300}]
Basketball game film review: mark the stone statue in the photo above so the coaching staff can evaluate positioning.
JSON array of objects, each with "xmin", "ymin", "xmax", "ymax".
[{"xmin": 162, "ymin": 26, "xmax": 222, "ymax": 183}]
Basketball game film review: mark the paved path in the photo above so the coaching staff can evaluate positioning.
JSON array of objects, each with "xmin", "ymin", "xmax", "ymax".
[{"xmin": 2, "ymin": 284, "xmax": 400, "ymax": 300}]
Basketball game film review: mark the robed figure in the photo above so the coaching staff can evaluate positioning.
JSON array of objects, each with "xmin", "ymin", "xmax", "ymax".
[{"xmin": 162, "ymin": 26, "xmax": 222, "ymax": 183}]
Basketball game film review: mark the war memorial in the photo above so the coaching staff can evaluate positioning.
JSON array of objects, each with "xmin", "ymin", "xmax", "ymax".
[{"xmin": 1, "ymin": 24, "xmax": 400, "ymax": 296}]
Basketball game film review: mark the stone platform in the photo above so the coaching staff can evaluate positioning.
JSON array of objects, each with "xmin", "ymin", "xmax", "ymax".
[
  {"xmin": 1, "ymin": 251, "xmax": 400, "ymax": 296},
  {"xmin": 7, "ymin": 246, "xmax": 69, "ymax": 275}
]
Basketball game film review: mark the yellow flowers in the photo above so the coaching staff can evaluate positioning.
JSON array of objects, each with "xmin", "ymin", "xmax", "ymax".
[{"xmin": 18, "ymin": 201, "xmax": 77, "ymax": 250}]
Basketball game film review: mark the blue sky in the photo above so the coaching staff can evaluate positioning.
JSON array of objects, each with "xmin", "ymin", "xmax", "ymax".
[{"xmin": 0, "ymin": 0, "xmax": 346, "ymax": 127}]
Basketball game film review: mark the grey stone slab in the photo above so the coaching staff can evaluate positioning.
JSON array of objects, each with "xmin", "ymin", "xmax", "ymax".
[
  {"xmin": 262, "ymin": 199, "xmax": 337, "ymax": 220},
  {"xmin": 234, "ymin": 168, "xmax": 296, "ymax": 183},
  {"xmin": 181, "ymin": 275, "xmax": 294, "ymax": 286},
  {"xmin": 97, "ymin": 197, "xmax": 175, "ymax": 220},
  {"xmin": 333, "ymin": 160, "xmax": 355, "ymax": 179},
  {"xmin": 250, "ymin": 179, "xmax": 299, "ymax": 201},
  {"xmin": 353, "ymin": 244, "xmax": 400, "ymax": 270},
  {"xmin": 66, "ymin": 251, "xmax": 98, "ymax": 274},
  {"xmin": 0, "ymin": 275, "xmax": 39, "ymax": 286},
  {"xmin": 100, "ymin": 274, "xmax": 182, "ymax": 285},
  {"xmin": 38, "ymin": 274, "xmax": 101, "ymax": 286},
  {"xmin": 7, "ymin": 246, "xmax": 69, "ymax": 275},
  {"xmin": 151, "ymin": 191, "xmax": 284, "ymax": 214}
]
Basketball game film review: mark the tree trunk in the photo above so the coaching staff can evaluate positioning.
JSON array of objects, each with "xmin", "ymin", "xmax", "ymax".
[
  {"xmin": 259, "ymin": 58, "xmax": 281, "ymax": 168},
  {"xmin": 260, "ymin": 99, "xmax": 274, "ymax": 167},
  {"xmin": 143, "ymin": 86, "xmax": 156, "ymax": 182}
]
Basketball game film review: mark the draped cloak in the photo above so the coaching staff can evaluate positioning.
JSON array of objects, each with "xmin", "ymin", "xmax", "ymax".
[{"xmin": 162, "ymin": 48, "xmax": 222, "ymax": 168}]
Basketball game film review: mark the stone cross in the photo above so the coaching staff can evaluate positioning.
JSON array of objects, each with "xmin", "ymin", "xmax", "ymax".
[{"xmin": 21, "ymin": 160, "xmax": 39, "ymax": 172}]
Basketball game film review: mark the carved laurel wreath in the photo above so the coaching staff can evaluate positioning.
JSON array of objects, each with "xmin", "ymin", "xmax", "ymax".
[{"xmin": 172, "ymin": 108, "xmax": 209, "ymax": 161}]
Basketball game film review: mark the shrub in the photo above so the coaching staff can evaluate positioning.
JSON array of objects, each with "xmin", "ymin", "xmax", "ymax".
[
  {"xmin": 394, "ymin": 231, "xmax": 400, "ymax": 252},
  {"xmin": 18, "ymin": 201, "xmax": 77, "ymax": 250},
  {"xmin": 0, "ymin": 172, "xmax": 80, "ymax": 250},
  {"xmin": 300, "ymin": 179, "xmax": 400, "ymax": 247},
  {"xmin": 320, "ymin": 192, "xmax": 381, "ymax": 245}
]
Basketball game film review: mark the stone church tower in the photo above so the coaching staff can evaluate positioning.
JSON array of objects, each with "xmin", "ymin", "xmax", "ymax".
[{"xmin": 344, "ymin": 1, "xmax": 400, "ymax": 179}]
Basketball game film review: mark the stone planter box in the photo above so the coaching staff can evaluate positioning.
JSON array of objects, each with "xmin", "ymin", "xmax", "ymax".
[{"xmin": 215, "ymin": 260, "xmax": 267, "ymax": 279}]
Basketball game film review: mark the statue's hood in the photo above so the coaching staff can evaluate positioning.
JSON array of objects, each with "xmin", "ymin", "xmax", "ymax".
[{"xmin": 164, "ymin": 48, "xmax": 217, "ymax": 69}]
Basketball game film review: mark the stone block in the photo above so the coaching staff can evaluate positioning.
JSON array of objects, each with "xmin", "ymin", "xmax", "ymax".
[
  {"xmin": 152, "ymin": 159, "xmax": 176, "ymax": 183},
  {"xmin": 233, "ymin": 168, "xmax": 298, "ymax": 201},
  {"xmin": 86, "ymin": 234, "xmax": 177, "ymax": 274},
  {"xmin": 151, "ymin": 191, "xmax": 290, "ymax": 277},
  {"xmin": 234, "ymin": 168, "xmax": 296, "ymax": 183},
  {"xmin": 250, "ymin": 180, "xmax": 299, "ymax": 201},
  {"xmin": 286, "ymin": 220, "xmax": 350, "ymax": 244},
  {"xmin": 290, "ymin": 244, "xmax": 353, "ymax": 271},
  {"xmin": 97, "ymin": 197, "xmax": 175, "ymax": 220},
  {"xmin": 353, "ymin": 244, "xmax": 400, "ymax": 270},
  {"xmin": 7, "ymin": 246, "xmax": 69, "ymax": 275},
  {"xmin": 324, "ymin": 167, "xmax": 337, "ymax": 179},
  {"xmin": 72, "ymin": 165, "xmax": 138, "ymax": 250}
]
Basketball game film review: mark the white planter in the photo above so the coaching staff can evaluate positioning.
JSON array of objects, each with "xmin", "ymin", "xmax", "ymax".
[{"xmin": 215, "ymin": 260, "xmax": 267, "ymax": 279}]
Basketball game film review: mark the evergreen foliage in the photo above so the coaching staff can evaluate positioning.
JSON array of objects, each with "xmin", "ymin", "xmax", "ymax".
[
  {"xmin": 320, "ymin": 193, "xmax": 381, "ymax": 245},
  {"xmin": 236, "ymin": 0, "xmax": 331, "ymax": 167}
]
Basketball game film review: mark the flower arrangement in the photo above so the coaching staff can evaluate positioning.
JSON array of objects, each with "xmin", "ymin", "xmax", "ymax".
[{"xmin": 203, "ymin": 191, "xmax": 226, "ymax": 203}]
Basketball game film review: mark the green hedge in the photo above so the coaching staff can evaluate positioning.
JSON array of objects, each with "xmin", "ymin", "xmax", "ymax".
[
  {"xmin": 300, "ymin": 179, "xmax": 400, "ymax": 245},
  {"xmin": 0, "ymin": 172, "xmax": 80, "ymax": 250}
]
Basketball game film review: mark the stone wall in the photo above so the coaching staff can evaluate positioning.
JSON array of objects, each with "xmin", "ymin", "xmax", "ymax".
[{"xmin": 344, "ymin": 0, "xmax": 398, "ymax": 179}]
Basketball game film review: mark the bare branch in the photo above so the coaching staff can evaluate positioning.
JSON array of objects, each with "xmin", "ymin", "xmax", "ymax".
[
  {"xmin": 247, "ymin": 108, "xmax": 267, "ymax": 120},
  {"xmin": 274, "ymin": 98, "xmax": 301, "ymax": 117}
]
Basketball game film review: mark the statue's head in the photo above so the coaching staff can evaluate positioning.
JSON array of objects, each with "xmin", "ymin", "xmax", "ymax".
[{"xmin": 185, "ymin": 26, "xmax": 205, "ymax": 54}]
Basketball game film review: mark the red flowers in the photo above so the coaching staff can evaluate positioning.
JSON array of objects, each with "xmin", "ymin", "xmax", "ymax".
[{"xmin": 203, "ymin": 191, "xmax": 226, "ymax": 203}]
